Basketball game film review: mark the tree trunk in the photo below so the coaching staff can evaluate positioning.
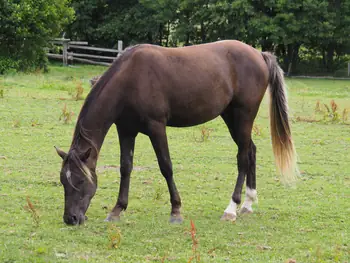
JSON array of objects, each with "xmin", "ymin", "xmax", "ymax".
[
  {"xmin": 326, "ymin": 44, "xmax": 335, "ymax": 72},
  {"xmin": 283, "ymin": 44, "xmax": 300, "ymax": 76},
  {"xmin": 200, "ymin": 21, "xmax": 206, "ymax": 43},
  {"xmin": 322, "ymin": 49, "xmax": 327, "ymax": 69},
  {"xmin": 147, "ymin": 32, "xmax": 153, "ymax": 44},
  {"xmin": 184, "ymin": 33, "xmax": 190, "ymax": 46},
  {"xmin": 291, "ymin": 44, "xmax": 300, "ymax": 75},
  {"xmin": 165, "ymin": 22, "xmax": 170, "ymax": 47},
  {"xmin": 158, "ymin": 23, "xmax": 163, "ymax": 46},
  {"xmin": 261, "ymin": 39, "xmax": 274, "ymax": 52}
]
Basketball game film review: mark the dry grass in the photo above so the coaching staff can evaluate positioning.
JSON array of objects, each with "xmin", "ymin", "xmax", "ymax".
[
  {"xmin": 108, "ymin": 224, "xmax": 122, "ymax": 249},
  {"xmin": 296, "ymin": 99, "xmax": 349, "ymax": 124},
  {"xmin": 24, "ymin": 196, "xmax": 40, "ymax": 227},
  {"xmin": 188, "ymin": 220, "xmax": 200, "ymax": 263},
  {"xmin": 59, "ymin": 103, "xmax": 74, "ymax": 124}
]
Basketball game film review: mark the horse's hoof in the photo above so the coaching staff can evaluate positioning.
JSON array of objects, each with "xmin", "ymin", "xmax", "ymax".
[
  {"xmin": 240, "ymin": 207, "xmax": 253, "ymax": 215},
  {"xmin": 220, "ymin": 212, "xmax": 236, "ymax": 222},
  {"xmin": 169, "ymin": 215, "xmax": 183, "ymax": 224},
  {"xmin": 104, "ymin": 214, "xmax": 121, "ymax": 222}
]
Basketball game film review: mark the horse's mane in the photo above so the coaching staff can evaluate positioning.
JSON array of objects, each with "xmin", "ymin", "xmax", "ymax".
[
  {"xmin": 70, "ymin": 44, "xmax": 141, "ymax": 156},
  {"xmin": 77, "ymin": 44, "xmax": 140, "ymax": 124}
]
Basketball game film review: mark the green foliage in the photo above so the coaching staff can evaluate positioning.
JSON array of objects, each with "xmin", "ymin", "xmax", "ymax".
[
  {"xmin": 65, "ymin": 0, "xmax": 349, "ymax": 75},
  {"xmin": 0, "ymin": 0, "xmax": 74, "ymax": 73},
  {"xmin": 0, "ymin": 57, "xmax": 18, "ymax": 74}
]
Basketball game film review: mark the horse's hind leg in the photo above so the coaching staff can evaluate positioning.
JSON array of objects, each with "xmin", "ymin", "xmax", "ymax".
[
  {"xmin": 220, "ymin": 107, "xmax": 257, "ymax": 221},
  {"xmin": 148, "ymin": 121, "xmax": 182, "ymax": 223},
  {"xmin": 240, "ymin": 141, "xmax": 258, "ymax": 214},
  {"xmin": 105, "ymin": 127, "xmax": 137, "ymax": 222}
]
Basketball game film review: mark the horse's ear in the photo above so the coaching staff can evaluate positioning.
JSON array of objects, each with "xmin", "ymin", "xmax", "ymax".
[
  {"xmin": 55, "ymin": 146, "xmax": 67, "ymax": 160},
  {"xmin": 79, "ymin": 148, "xmax": 91, "ymax": 162}
]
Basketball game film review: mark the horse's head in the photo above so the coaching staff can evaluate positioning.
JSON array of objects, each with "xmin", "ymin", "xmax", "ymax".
[{"xmin": 55, "ymin": 147, "xmax": 97, "ymax": 225}]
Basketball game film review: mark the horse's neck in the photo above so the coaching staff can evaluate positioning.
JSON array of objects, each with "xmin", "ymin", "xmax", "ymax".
[
  {"xmin": 71, "ymin": 96, "xmax": 117, "ymax": 164},
  {"xmin": 71, "ymin": 71, "xmax": 123, "ymax": 163}
]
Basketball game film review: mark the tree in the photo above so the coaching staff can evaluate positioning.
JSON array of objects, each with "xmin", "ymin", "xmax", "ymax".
[
  {"xmin": 0, "ymin": 0, "xmax": 74, "ymax": 73},
  {"xmin": 64, "ymin": 0, "xmax": 349, "ymax": 75}
]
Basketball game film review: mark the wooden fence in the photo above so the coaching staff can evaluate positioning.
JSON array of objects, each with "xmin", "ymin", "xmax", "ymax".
[{"xmin": 47, "ymin": 38, "xmax": 123, "ymax": 66}]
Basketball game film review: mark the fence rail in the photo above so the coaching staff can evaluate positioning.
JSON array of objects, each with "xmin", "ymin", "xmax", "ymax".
[{"xmin": 47, "ymin": 38, "xmax": 123, "ymax": 66}]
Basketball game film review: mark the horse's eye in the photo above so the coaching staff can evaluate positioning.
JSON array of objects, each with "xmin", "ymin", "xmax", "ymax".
[{"xmin": 76, "ymin": 179, "xmax": 85, "ymax": 185}]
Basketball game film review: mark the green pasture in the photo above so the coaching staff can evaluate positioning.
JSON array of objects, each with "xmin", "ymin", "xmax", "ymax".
[{"xmin": 0, "ymin": 64, "xmax": 349, "ymax": 262}]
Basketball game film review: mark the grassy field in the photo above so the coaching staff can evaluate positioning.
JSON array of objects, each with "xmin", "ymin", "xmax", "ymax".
[{"xmin": 0, "ymin": 63, "xmax": 349, "ymax": 263}]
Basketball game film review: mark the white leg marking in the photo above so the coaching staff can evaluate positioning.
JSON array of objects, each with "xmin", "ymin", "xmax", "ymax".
[
  {"xmin": 240, "ymin": 187, "xmax": 257, "ymax": 213},
  {"xmin": 224, "ymin": 199, "xmax": 237, "ymax": 216}
]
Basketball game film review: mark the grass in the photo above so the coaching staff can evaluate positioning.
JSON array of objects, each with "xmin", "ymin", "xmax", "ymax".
[{"xmin": 0, "ymin": 63, "xmax": 349, "ymax": 262}]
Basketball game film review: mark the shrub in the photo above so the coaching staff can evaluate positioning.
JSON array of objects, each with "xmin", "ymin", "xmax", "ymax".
[{"xmin": 0, "ymin": 0, "xmax": 74, "ymax": 73}]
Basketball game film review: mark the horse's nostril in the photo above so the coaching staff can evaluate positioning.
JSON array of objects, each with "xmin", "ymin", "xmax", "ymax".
[
  {"xmin": 71, "ymin": 215, "xmax": 77, "ymax": 223},
  {"xmin": 64, "ymin": 214, "xmax": 79, "ymax": 225}
]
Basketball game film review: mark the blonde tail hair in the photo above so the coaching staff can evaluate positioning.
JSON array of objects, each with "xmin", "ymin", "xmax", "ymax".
[{"xmin": 262, "ymin": 52, "xmax": 299, "ymax": 183}]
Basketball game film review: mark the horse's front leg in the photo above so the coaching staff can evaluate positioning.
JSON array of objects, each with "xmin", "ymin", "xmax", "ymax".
[
  {"xmin": 105, "ymin": 127, "xmax": 137, "ymax": 221},
  {"xmin": 148, "ymin": 121, "xmax": 183, "ymax": 223}
]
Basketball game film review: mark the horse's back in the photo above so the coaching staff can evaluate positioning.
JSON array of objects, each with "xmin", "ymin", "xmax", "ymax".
[{"xmin": 119, "ymin": 40, "xmax": 269, "ymax": 127}]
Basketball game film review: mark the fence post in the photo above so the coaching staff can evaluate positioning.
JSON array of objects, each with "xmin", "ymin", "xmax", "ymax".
[
  {"xmin": 62, "ymin": 39, "xmax": 70, "ymax": 66},
  {"xmin": 118, "ymin": 40, "xmax": 123, "ymax": 52}
]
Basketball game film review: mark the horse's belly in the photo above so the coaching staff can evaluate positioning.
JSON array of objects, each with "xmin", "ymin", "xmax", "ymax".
[
  {"xmin": 167, "ymin": 115, "xmax": 217, "ymax": 127},
  {"xmin": 166, "ymin": 97, "xmax": 230, "ymax": 127}
]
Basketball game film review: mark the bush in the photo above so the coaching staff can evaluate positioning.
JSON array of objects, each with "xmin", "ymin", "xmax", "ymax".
[
  {"xmin": 0, "ymin": 57, "xmax": 18, "ymax": 75},
  {"xmin": 0, "ymin": 0, "xmax": 74, "ymax": 73}
]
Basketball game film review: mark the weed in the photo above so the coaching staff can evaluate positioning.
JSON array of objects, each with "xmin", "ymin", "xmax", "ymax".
[
  {"xmin": 75, "ymin": 81, "xmax": 84, "ymax": 100},
  {"xmin": 188, "ymin": 220, "xmax": 200, "ymax": 263},
  {"xmin": 310, "ymin": 100, "xmax": 346, "ymax": 123},
  {"xmin": 194, "ymin": 127, "xmax": 212, "ymax": 142},
  {"xmin": 294, "ymin": 116, "xmax": 319, "ymax": 123},
  {"xmin": 59, "ymin": 104, "xmax": 74, "ymax": 124},
  {"xmin": 24, "ymin": 196, "xmax": 40, "ymax": 227},
  {"xmin": 12, "ymin": 120, "xmax": 21, "ymax": 128},
  {"xmin": 67, "ymin": 81, "xmax": 84, "ymax": 100},
  {"xmin": 315, "ymin": 100, "xmax": 322, "ymax": 113},
  {"xmin": 154, "ymin": 185, "xmax": 163, "ymax": 201},
  {"xmin": 342, "ymin": 108, "xmax": 349, "ymax": 123},
  {"xmin": 108, "ymin": 224, "xmax": 122, "ymax": 249},
  {"xmin": 317, "ymin": 100, "xmax": 340, "ymax": 122},
  {"xmin": 31, "ymin": 119, "xmax": 41, "ymax": 127},
  {"xmin": 329, "ymin": 100, "xmax": 340, "ymax": 122},
  {"xmin": 90, "ymin": 76, "xmax": 100, "ymax": 87},
  {"xmin": 201, "ymin": 127, "xmax": 211, "ymax": 142},
  {"xmin": 72, "ymin": 81, "xmax": 84, "ymax": 101},
  {"xmin": 252, "ymin": 124, "xmax": 262, "ymax": 136}
]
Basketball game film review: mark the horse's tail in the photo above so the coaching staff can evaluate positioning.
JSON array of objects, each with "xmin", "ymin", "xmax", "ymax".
[{"xmin": 261, "ymin": 52, "xmax": 299, "ymax": 183}]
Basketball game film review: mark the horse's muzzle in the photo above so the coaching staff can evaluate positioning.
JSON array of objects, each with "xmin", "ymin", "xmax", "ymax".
[{"xmin": 63, "ymin": 214, "xmax": 86, "ymax": 225}]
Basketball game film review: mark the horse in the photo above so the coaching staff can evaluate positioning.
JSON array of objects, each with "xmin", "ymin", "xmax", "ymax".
[{"xmin": 55, "ymin": 40, "xmax": 298, "ymax": 225}]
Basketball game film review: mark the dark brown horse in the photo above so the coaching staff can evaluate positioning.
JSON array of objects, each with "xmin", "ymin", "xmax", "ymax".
[{"xmin": 55, "ymin": 40, "xmax": 298, "ymax": 225}]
